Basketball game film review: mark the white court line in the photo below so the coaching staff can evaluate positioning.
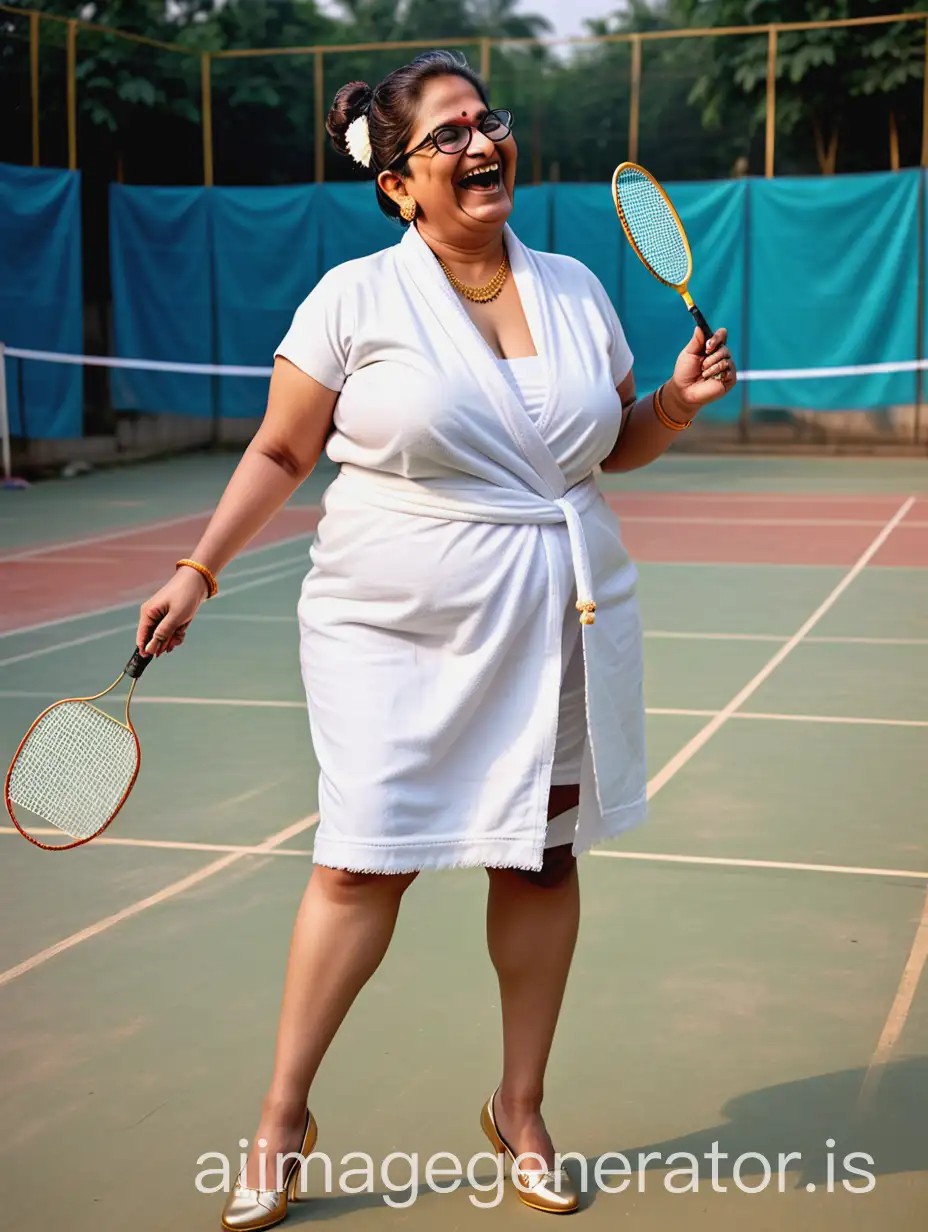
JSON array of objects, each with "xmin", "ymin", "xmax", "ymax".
[
  {"xmin": 620, "ymin": 516, "xmax": 888, "ymax": 527},
  {"xmin": 0, "ymin": 531, "xmax": 313, "ymax": 641},
  {"xmin": 0, "ymin": 829, "xmax": 311, "ymax": 856},
  {"xmin": 2, "ymin": 692, "xmax": 924, "ymax": 729},
  {"xmin": 645, "ymin": 497, "xmax": 916, "ymax": 801},
  {"xmin": 3, "ymin": 556, "xmax": 126, "ymax": 567},
  {"xmin": 589, "ymin": 850, "xmax": 928, "ymax": 882},
  {"xmin": 610, "ymin": 493, "xmax": 916, "ymax": 504},
  {"xmin": 857, "ymin": 885, "xmax": 928, "ymax": 1113},
  {"xmin": 0, "ymin": 558, "xmax": 308, "ymax": 669},
  {"xmin": 807, "ymin": 635, "xmax": 928, "ymax": 647},
  {"xmin": 0, "ymin": 813, "xmax": 319, "ymax": 990},
  {"xmin": 0, "ymin": 509, "xmax": 213, "ymax": 563},
  {"xmin": 166, "ymin": 621, "xmax": 928, "ymax": 648},
  {"xmin": 646, "ymin": 632, "xmax": 928, "ymax": 647},
  {"xmin": 199, "ymin": 613, "xmax": 294, "ymax": 624},
  {"xmin": 647, "ymin": 631, "xmax": 786, "ymax": 643},
  {"xmin": 737, "ymin": 711, "xmax": 928, "ymax": 729},
  {"xmin": 3, "ymin": 827, "xmax": 926, "ymax": 885},
  {"xmin": 0, "ymin": 510, "xmax": 317, "ymax": 566}
]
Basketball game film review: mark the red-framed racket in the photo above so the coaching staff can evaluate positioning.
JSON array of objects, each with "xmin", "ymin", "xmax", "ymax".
[{"xmin": 5, "ymin": 648, "xmax": 152, "ymax": 851}]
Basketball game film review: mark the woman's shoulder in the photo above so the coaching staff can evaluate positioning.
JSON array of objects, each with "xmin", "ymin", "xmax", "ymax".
[
  {"xmin": 308, "ymin": 244, "xmax": 400, "ymax": 300},
  {"xmin": 524, "ymin": 245, "xmax": 609, "ymax": 295}
]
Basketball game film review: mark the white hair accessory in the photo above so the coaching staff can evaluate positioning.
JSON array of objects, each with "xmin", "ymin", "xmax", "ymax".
[{"xmin": 345, "ymin": 115, "xmax": 373, "ymax": 169}]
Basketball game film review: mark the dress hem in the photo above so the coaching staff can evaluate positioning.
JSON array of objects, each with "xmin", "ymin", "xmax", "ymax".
[{"xmin": 309, "ymin": 796, "xmax": 648, "ymax": 873}]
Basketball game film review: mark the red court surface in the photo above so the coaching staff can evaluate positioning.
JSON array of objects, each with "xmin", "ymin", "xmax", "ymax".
[{"xmin": 2, "ymin": 491, "xmax": 924, "ymax": 634}]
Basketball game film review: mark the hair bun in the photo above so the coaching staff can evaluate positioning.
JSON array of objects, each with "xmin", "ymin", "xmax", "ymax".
[{"xmin": 327, "ymin": 81, "xmax": 374, "ymax": 157}]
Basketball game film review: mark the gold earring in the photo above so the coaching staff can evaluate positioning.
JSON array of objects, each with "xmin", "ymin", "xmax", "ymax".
[{"xmin": 400, "ymin": 197, "xmax": 417, "ymax": 222}]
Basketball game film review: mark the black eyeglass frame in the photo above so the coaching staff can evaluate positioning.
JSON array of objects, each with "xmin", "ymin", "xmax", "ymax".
[{"xmin": 387, "ymin": 108, "xmax": 514, "ymax": 171}]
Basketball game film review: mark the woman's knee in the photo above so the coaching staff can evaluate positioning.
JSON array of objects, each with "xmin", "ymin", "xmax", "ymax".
[
  {"xmin": 313, "ymin": 865, "xmax": 419, "ymax": 903},
  {"xmin": 514, "ymin": 843, "xmax": 577, "ymax": 889}
]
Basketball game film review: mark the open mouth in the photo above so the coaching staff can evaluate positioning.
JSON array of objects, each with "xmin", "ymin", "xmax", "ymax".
[{"xmin": 457, "ymin": 161, "xmax": 502, "ymax": 193}]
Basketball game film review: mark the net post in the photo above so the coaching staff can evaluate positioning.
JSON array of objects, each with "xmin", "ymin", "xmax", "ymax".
[
  {"xmin": 917, "ymin": 168, "xmax": 925, "ymax": 448},
  {"xmin": 201, "ymin": 53, "xmax": 214, "ymax": 187},
  {"xmin": 922, "ymin": 18, "xmax": 928, "ymax": 171},
  {"xmin": 66, "ymin": 18, "xmax": 77, "ymax": 171},
  {"xmin": 314, "ymin": 50, "xmax": 325, "ymax": 184},
  {"xmin": 30, "ymin": 11, "xmax": 39, "ymax": 167},
  {"xmin": 739, "ymin": 180, "xmax": 752, "ymax": 444},
  {"xmin": 0, "ymin": 342, "xmax": 12, "ymax": 482},
  {"xmin": 628, "ymin": 34, "xmax": 641, "ymax": 164},
  {"xmin": 480, "ymin": 37, "xmax": 491, "ymax": 86},
  {"xmin": 765, "ymin": 25, "xmax": 777, "ymax": 179}
]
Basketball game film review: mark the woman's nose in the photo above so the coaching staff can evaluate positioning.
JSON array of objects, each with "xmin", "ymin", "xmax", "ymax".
[{"xmin": 466, "ymin": 127, "xmax": 496, "ymax": 159}]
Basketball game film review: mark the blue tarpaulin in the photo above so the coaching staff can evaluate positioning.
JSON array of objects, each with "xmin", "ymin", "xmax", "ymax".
[
  {"xmin": 0, "ymin": 165, "xmax": 82, "ymax": 439},
  {"xmin": 104, "ymin": 170, "xmax": 928, "ymax": 422}
]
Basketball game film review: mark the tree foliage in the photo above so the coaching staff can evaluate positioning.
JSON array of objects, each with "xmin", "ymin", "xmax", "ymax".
[{"xmin": 1, "ymin": 0, "xmax": 923, "ymax": 184}]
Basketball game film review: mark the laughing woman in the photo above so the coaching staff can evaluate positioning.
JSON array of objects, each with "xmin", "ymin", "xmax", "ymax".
[{"xmin": 136, "ymin": 50, "xmax": 735, "ymax": 1229}]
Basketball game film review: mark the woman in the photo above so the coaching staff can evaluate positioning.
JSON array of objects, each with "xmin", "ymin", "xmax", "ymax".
[{"xmin": 137, "ymin": 51, "xmax": 735, "ymax": 1228}]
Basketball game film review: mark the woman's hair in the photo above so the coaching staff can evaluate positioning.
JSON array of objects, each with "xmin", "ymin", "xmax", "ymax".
[{"xmin": 326, "ymin": 50, "xmax": 489, "ymax": 222}]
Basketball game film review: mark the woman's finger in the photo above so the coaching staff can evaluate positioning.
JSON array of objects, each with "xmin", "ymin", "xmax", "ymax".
[
  {"xmin": 704, "ymin": 327, "xmax": 727, "ymax": 354},
  {"xmin": 702, "ymin": 351, "xmax": 733, "ymax": 379},
  {"xmin": 138, "ymin": 602, "xmax": 166, "ymax": 654}
]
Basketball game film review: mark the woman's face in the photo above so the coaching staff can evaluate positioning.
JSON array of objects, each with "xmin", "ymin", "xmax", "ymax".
[{"xmin": 381, "ymin": 74, "xmax": 518, "ymax": 239}]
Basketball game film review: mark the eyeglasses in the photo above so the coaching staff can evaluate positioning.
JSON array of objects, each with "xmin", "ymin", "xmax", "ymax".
[{"xmin": 392, "ymin": 109, "xmax": 513, "ymax": 167}]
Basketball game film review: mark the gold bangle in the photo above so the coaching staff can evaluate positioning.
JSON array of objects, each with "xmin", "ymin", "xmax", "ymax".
[
  {"xmin": 654, "ymin": 383, "xmax": 692, "ymax": 432},
  {"xmin": 176, "ymin": 558, "xmax": 218, "ymax": 599}
]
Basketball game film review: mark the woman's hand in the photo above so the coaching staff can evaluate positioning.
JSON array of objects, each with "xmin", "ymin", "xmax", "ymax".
[
  {"xmin": 136, "ymin": 567, "xmax": 209, "ymax": 658},
  {"xmin": 667, "ymin": 326, "xmax": 737, "ymax": 419}
]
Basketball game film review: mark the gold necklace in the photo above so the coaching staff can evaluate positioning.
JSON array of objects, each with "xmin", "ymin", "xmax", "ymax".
[{"xmin": 437, "ymin": 250, "xmax": 510, "ymax": 303}]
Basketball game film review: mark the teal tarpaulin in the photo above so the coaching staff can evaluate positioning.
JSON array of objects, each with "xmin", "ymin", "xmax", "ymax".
[
  {"xmin": 101, "ymin": 170, "xmax": 924, "ymax": 422},
  {"xmin": 0, "ymin": 165, "xmax": 82, "ymax": 439}
]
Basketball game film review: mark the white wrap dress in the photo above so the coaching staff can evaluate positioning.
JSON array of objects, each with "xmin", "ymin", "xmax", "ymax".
[{"xmin": 275, "ymin": 222, "xmax": 648, "ymax": 873}]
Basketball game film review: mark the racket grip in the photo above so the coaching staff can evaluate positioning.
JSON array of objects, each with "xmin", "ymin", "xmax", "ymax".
[
  {"xmin": 688, "ymin": 303, "xmax": 713, "ymax": 352},
  {"xmin": 125, "ymin": 648, "xmax": 153, "ymax": 679}
]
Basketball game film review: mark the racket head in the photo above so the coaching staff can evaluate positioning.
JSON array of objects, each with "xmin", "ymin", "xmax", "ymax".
[
  {"xmin": 611, "ymin": 161, "xmax": 693, "ymax": 291},
  {"xmin": 5, "ymin": 693, "xmax": 142, "ymax": 852}
]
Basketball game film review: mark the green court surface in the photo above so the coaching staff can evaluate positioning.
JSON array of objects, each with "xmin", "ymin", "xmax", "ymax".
[{"xmin": 0, "ymin": 452, "xmax": 926, "ymax": 1231}]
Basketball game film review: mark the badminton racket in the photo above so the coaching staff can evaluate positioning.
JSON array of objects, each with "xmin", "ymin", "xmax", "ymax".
[
  {"xmin": 5, "ymin": 648, "xmax": 152, "ymax": 851},
  {"xmin": 611, "ymin": 161, "xmax": 713, "ymax": 352}
]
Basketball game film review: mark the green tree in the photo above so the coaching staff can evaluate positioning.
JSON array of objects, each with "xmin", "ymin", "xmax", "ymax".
[{"xmin": 678, "ymin": 0, "xmax": 926, "ymax": 173}]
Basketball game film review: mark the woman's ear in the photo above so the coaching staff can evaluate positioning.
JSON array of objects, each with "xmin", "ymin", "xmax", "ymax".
[{"xmin": 377, "ymin": 170, "xmax": 407, "ymax": 210}]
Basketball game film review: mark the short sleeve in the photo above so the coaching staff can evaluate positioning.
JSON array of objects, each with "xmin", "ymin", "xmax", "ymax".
[
  {"xmin": 274, "ymin": 268, "xmax": 352, "ymax": 393},
  {"xmin": 587, "ymin": 271, "xmax": 634, "ymax": 387}
]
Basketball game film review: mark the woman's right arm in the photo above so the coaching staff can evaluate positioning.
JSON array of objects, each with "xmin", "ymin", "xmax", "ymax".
[{"xmin": 136, "ymin": 357, "xmax": 339, "ymax": 657}]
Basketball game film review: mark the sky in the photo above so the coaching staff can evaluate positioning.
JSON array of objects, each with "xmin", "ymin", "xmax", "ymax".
[
  {"xmin": 314, "ymin": 1, "xmax": 623, "ymax": 42},
  {"xmin": 529, "ymin": 0, "xmax": 619, "ymax": 39}
]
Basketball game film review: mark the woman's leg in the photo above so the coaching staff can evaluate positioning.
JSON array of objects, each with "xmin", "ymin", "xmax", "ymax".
[
  {"xmin": 484, "ymin": 783, "xmax": 580, "ymax": 1169},
  {"xmin": 239, "ymin": 865, "xmax": 418, "ymax": 1187}
]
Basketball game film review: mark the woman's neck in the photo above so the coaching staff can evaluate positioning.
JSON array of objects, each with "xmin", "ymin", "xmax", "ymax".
[{"xmin": 417, "ymin": 226, "xmax": 506, "ymax": 282}]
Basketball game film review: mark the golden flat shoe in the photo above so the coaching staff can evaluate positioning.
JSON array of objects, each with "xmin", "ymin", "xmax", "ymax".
[
  {"xmin": 220, "ymin": 1110, "xmax": 318, "ymax": 1231},
  {"xmin": 481, "ymin": 1089, "xmax": 579, "ymax": 1213}
]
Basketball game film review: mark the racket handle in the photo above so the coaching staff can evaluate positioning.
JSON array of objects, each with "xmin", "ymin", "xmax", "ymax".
[
  {"xmin": 125, "ymin": 648, "xmax": 153, "ymax": 679},
  {"xmin": 688, "ymin": 303, "xmax": 713, "ymax": 353}
]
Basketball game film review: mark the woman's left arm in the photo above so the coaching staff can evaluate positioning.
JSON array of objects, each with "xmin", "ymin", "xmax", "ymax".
[{"xmin": 601, "ymin": 326, "xmax": 736, "ymax": 474}]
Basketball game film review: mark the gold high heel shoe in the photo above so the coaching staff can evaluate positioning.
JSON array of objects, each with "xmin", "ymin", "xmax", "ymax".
[
  {"xmin": 480, "ymin": 1089, "xmax": 579, "ymax": 1213},
  {"xmin": 220, "ymin": 1110, "xmax": 318, "ymax": 1231}
]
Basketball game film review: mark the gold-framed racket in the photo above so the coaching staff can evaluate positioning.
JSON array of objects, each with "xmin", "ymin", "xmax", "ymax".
[
  {"xmin": 5, "ymin": 648, "xmax": 152, "ymax": 851},
  {"xmin": 611, "ymin": 161, "xmax": 713, "ymax": 350}
]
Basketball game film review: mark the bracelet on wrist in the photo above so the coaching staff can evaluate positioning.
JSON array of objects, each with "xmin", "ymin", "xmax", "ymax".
[
  {"xmin": 176, "ymin": 558, "xmax": 219, "ymax": 599},
  {"xmin": 653, "ymin": 383, "xmax": 693, "ymax": 432}
]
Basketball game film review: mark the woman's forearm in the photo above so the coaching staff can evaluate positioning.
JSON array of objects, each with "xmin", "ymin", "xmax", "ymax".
[
  {"xmin": 183, "ymin": 437, "xmax": 311, "ymax": 577},
  {"xmin": 601, "ymin": 385, "xmax": 691, "ymax": 474}
]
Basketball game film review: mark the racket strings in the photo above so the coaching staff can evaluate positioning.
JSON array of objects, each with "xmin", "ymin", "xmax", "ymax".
[
  {"xmin": 8, "ymin": 701, "xmax": 138, "ymax": 839},
  {"xmin": 615, "ymin": 168, "xmax": 689, "ymax": 287}
]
